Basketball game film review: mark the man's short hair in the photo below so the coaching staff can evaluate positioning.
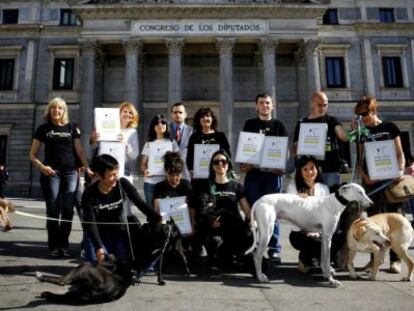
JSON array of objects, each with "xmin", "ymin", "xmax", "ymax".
[
  {"xmin": 255, "ymin": 93, "xmax": 273, "ymax": 104},
  {"xmin": 91, "ymin": 154, "xmax": 119, "ymax": 177},
  {"xmin": 163, "ymin": 151, "xmax": 184, "ymax": 173},
  {"xmin": 170, "ymin": 102, "xmax": 185, "ymax": 112}
]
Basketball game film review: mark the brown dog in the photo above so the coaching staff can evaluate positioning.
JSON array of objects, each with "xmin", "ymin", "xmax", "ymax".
[
  {"xmin": 0, "ymin": 198, "xmax": 15, "ymax": 231},
  {"xmin": 347, "ymin": 213, "xmax": 414, "ymax": 281}
]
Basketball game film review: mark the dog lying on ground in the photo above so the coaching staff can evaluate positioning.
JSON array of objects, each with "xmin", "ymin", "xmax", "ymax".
[
  {"xmin": 35, "ymin": 260, "xmax": 132, "ymax": 304},
  {"xmin": 0, "ymin": 198, "xmax": 15, "ymax": 231},
  {"xmin": 246, "ymin": 183, "xmax": 373, "ymax": 286},
  {"xmin": 347, "ymin": 213, "xmax": 414, "ymax": 281},
  {"xmin": 132, "ymin": 220, "xmax": 190, "ymax": 286}
]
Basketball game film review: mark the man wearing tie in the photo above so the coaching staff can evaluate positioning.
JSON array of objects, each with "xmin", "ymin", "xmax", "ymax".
[{"xmin": 169, "ymin": 103, "xmax": 193, "ymax": 181}]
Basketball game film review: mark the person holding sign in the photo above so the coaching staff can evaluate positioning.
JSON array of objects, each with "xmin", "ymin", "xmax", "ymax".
[
  {"xmin": 240, "ymin": 93, "xmax": 288, "ymax": 262},
  {"xmin": 293, "ymin": 91, "xmax": 348, "ymax": 187},
  {"xmin": 82, "ymin": 154, "xmax": 161, "ymax": 264},
  {"xmin": 201, "ymin": 150, "xmax": 251, "ymax": 270},
  {"xmin": 140, "ymin": 114, "xmax": 179, "ymax": 208},
  {"xmin": 90, "ymin": 102, "xmax": 140, "ymax": 179},
  {"xmin": 354, "ymin": 96, "xmax": 405, "ymax": 274},
  {"xmin": 29, "ymin": 97, "xmax": 92, "ymax": 258},
  {"xmin": 187, "ymin": 107, "xmax": 231, "ymax": 192}
]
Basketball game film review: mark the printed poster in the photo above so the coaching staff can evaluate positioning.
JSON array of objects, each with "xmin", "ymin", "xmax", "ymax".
[
  {"xmin": 297, "ymin": 123, "xmax": 328, "ymax": 159},
  {"xmin": 94, "ymin": 108, "xmax": 120, "ymax": 141},
  {"xmin": 364, "ymin": 140, "xmax": 400, "ymax": 180},
  {"xmin": 98, "ymin": 141, "xmax": 126, "ymax": 177},
  {"xmin": 235, "ymin": 131, "xmax": 265, "ymax": 165},
  {"xmin": 260, "ymin": 136, "xmax": 289, "ymax": 169},
  {"xmin": 159, "ymin": 196, "xmax": 192, "ymax": 235},
  {"xmin": 193, "ymin": 144, "xmax": 220, "ymax": 178},
  {"xmin": 147, "ymin": 141, "xmax": 173, "ymax": 176}
]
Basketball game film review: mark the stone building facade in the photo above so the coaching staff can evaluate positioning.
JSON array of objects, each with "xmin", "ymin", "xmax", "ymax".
[{"xmin": 0, "ymin": 0, "xmax": 414, "ymax": 196}]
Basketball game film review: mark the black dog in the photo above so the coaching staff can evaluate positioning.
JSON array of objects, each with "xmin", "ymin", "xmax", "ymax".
[
  {"xmin": 131, "ymin": 220, "xmax": 190, "ymax": 285},
  {"xmin": 35, "ymin": 261, "xmax": 132, "ymax": 305}
]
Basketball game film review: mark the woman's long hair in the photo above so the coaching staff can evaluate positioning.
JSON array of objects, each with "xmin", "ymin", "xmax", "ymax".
[
  {"xmin": 146, "ymin": 114, "xmax": 170, "ymax": 141},
  {"xmin": 193, "ymin": 107, "xmax": 218, "ymax": 133},
  {"xmin": 43, "ymin": 97, "xmax": 69, "ymax": 124},
  {"xmin": 208, "ymin": 149, "xmax": 234, "ymax": 195},
  {"xmin": 294, "ymin": 155, "xmax": 323, "ymax": 194}
]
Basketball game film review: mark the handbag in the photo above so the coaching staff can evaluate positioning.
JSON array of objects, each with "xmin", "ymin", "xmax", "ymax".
[{"xmin": 384, "ymin": 175, "xmax": 414, "ymax": 203}]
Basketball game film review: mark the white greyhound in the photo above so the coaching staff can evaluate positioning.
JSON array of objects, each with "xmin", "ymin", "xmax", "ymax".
[{"xmin": 245, "ymin": 183, "xmax": 373, "ymax": 286}]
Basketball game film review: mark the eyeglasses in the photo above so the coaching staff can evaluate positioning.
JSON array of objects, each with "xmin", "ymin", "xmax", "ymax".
[
  {"xmin": 358, "ymin": 111, "xmax": 370, "ymax": 117},
  {"xmin": 213, "ymin": 159, "xmax": 228, "ymax": 166},
  {"xmin": 157, "ymin": 120, "xmax": 167, "ymax": 125}
]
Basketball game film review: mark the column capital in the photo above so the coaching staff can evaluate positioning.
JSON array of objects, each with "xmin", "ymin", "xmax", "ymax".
[
  {"xmin": 305, "ymin": 39, "xmax": 319, "ymax": 56},
  {"xmin": 166, "ymin": 38, "xmax": 184, "ymax": 55},
  {"xmin": 259, "ymin": 37, "xmax": 279, "ymax": 55},
  {"xmin": 79, "ymin": 39, "xmax": 98, "ymax": 55},
  {"xmin": 122, "ymin": 39, "xmax": 143, "ymax": 54},
  {"xmin": 216, "ymin": 37, "xmax": 236, "ymax": 55},
  {"xmin": 294, "ymin": 41, "xmax": 306, "ymax": 66}
]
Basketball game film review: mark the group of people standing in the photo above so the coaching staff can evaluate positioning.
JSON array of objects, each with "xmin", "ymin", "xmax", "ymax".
[{"xmin": 28, "ymin": 91, "xmax": 409, "ymax": 275}]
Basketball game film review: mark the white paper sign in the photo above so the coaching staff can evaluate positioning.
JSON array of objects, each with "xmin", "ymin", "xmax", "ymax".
[
  {"xmin": 235, "ymin": 132, "xmax": 265, "ymax": 164},
  {"xmin": 94, "ymin": 108, "xmax": 120, "ymax": 141},
  {"xmin": 159, "ymin": 196, "xmax": 192, "ymax": 236},
  {"xmin": 147, "ymin": 141, "xmax": 173, "ymax": 176},
  {"xmin": 193, "ymin": 144, "xmax": 220, "ymax": 178},
  {"xmin": 297, "ymin": 123, "xmax": 328, "ymax": 160},
  {"xmin": 260, "ymin": 136, "xmax": 289, "ymax": 169},
  {"xmin": 98, "ymin": 141, "xmax": 126, "ymax": 177},
  {"xmin": 364, "ymin": 140, "xmax": 400, "ymax": 180}
]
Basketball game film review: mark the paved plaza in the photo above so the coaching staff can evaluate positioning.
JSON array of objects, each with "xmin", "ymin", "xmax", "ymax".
[{"xmin": 0, "ymin": 197, "xmax": 414, "ymax": 311}]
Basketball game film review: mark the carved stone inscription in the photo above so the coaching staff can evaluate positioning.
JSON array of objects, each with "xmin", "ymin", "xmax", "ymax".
[{"xmin": 132, "ymin": 20, "xmax": 267, "ymax": 35}]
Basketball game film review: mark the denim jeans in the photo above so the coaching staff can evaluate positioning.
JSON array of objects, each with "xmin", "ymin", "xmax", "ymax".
[
  {"xmin": 321, "ymin": 172, "xmax": 341, "ymax": 189},
  {"xmin": 144, "ymin": 182, "xmax": 156, "ymax": 209},
  {"xmin": 40, "ymin": 169, "xmax": 78, "ymax": 250},
  {"xmin": 244, "ymin": 169, "xmax": 283, "ymax": 254},
  {"xmin": 82, "ymin": 230, "xmax": 130, "ymax": 263}
]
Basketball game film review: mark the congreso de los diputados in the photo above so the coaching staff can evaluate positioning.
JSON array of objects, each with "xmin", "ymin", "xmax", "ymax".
[{"xmin": 1, "ymin": 0, "xmax": 414, "ymax": 196}]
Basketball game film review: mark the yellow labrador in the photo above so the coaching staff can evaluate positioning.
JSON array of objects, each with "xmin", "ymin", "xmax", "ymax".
[
  {"xmin": 0, "ymin": 198, "xmax": 15, "ymax": 231},
  {"xmin": 347, "ymin": 213, "xmax": 414, "ymax": 281}
]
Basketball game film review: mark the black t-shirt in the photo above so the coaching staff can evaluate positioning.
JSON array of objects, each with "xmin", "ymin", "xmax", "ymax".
[
  {"xmin": 33, "ymin": 122, "xmax": 80, "ymax": 171},
  {"xmin": 187, "ymin": 131, "xmax": 231, "ymax": 171},
  {"xmin": 293, "ymin": 114, "xmax": 342, "ymax": 173},
  {"xmin": 82, "ymin": 178, "xmax": 161, "ymax": 249},
  {"xmin": 212, "ymin": 180, "xmax": 246, "ymax": 222},
  {"xmin": 243, "ymin": 118, "xmax": 288, "ymax": 137},
  {"xmin": 154, "ymin": 179, "xmax": 192, "ymax": 202}
]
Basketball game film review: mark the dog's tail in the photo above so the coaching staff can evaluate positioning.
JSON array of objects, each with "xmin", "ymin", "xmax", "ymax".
[{"xmin": 245, "ymin": 203, "xmax": 258, "ymax": 255}]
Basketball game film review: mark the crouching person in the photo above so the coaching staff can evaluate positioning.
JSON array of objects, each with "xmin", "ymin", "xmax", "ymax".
[
  {"xmin": 201, "ymin": 150, "xmax": 252, "ymax": 270},
  {"xmin": 82, "ymin": 154, "xmax": 161, "ymax": 264}
]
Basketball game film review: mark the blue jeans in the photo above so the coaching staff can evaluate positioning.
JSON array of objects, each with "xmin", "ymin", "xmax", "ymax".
[
  {"xmin": 244, "ymin": 169, "xmax": 283, "ymax": 254},
  {"xmin": 82, "ymin": 231, "xmax": 130, "ymax": 263},
  {"xmin": 40, "ymin": 169, "xmax": 78, "ymax": 250},
  {"xmin": 321, "ymin": 172, "xmax": 341, "ymax": 189},
  {"xmin": 144, "ymin": 182, "xmax": 156, "ymax": 209}
]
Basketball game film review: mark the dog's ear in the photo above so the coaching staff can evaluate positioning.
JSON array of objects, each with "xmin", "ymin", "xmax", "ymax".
[{"xmin": 354, "ymin": 225, "xmax": 367, "ymax": 241}]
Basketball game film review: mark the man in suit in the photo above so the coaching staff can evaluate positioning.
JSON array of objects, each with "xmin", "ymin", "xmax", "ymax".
[{"xmin": 169, "ymin": 103, "xmax": 193, "ymax": 181}]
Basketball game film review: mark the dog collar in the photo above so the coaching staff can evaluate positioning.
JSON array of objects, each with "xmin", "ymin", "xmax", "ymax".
[{"xmin": 335, "ymin": 191, "xmax": 350, "ymax": 206}]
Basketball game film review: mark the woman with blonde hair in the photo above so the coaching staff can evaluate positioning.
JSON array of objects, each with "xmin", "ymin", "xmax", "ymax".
[
  {"xmin": 29, "ymin": 97, "xmax": 91, "ymax": 258},
  {"xmin": 90, "ymin": 102, "xmax": 140, "ymax": 179}
]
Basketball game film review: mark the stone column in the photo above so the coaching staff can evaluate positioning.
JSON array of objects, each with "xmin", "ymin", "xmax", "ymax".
[
  {"xmin": 166, "ymin": 38, "xmax": 184, "ymax": 108},
  {"xmin": 79, "ymin": 40, "xmax": 97, "ymax": 157},
  {"xmin": 94, "ymin": 48, "xmax": 105, "ymax": 108},
  {"xmin": 305, "ymin": 39, "xmax": 321, "ymax": 99},
  {"xmin": 410, "ymin": 39, "xmax": 414, "ymax": 86},
  {"xmin": 216, "ymin": 38, "xmax": 235, "ymax": 151},
  {"xmin": 295, "ymin": 41, "xmax": 308, "ymax": 119},
  {"xmin": 22, "ymin": 39, "xmax": 36, "ymax": 102},
  {"xmin": 259, "ymin": 37, "xmax": 279, "ymax": 110},
  {"xmin": 362, "ymin": 37, "xmax": 375, "ymax": 96},
  {"xmin": 123, "ymin": 39, "xmax": 142, "ymax": 107}
]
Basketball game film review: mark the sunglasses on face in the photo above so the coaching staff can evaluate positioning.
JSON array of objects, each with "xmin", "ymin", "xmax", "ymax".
[
  {"xmin": 358, "ymin": 111, "xmax": 370, "ymax": 117},
  {"xmin": 156, "ymin": 120, "xmax": 167, "ymax": 125},
  {"xmin": 213, "ymin": 159, "xmax": 228, "ymax": 166}
]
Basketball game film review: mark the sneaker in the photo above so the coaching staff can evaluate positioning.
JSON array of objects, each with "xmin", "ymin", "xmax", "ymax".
[
  {"xmin": 389, "ymin": 261, "xmax": 401, "ymax": 274},
  {"xmin": 297, "ymin": 260, "xmax": 309, "ymax": 274},
  {"xmin": 269, "ymin": 252, "xmax": 282, "ymax": 264},
  {"xmin": 50, "ymin": 249, "xmax": 60, "ymax": 258},
  {"xmin": 61, "ymin": 248, "xmax": 71, "ymax": 258}
]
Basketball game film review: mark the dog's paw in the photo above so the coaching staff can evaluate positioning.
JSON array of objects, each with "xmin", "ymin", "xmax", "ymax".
[
  {"xmin": 328, "ymin": 278, "xmax": 342, "ymax": 287},
  {"xmin": 35, "ymin": 271, "xmax": 43, "ymax": 281},
  {"xmin": 158, "ymin": 280, "xmax": 166, "ymax": 286},
  {"xmin": 400, "ymin": 277, "xmax": 412, "ymax": 282},
  {"xmin": 349, "ymin": 273, "xmax": 359, "ymax": 280},
  {"xmin": 257, "ymin": 274, "xmax": 269, "ymax": 283},
  {"xmin": 40, "ymin": 291, "xmax": 51, "ymax": 299}
]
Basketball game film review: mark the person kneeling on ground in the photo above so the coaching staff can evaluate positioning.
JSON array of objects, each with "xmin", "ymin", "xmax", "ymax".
[{"xmin": 82, "ymin": 154, "xmax": 161, "ymax": 265}]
